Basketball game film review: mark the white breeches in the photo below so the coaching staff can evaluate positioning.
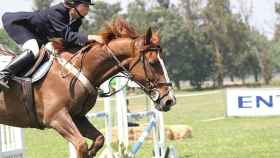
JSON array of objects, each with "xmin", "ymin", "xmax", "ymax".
[{"xmin": 22, "ymin": 39, "xmax": 40, "ymax": 58}]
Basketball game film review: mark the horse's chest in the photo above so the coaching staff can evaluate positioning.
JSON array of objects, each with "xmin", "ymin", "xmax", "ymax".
[{"xmin": 70, "ymin": 93, "xmax": 97, "ymax": 116}]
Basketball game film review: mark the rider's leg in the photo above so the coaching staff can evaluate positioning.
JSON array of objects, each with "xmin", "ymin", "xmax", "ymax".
[
  {"xmin": 0, "ymin": 39, "xmax": 39, "ymax": 90},
  {"xmin": 22, "ymin": 39, "xmax": 40, "ymax": 58}
]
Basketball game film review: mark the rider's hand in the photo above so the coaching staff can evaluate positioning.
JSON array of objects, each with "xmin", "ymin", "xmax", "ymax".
[{"xmin": 88, "ymin": 35, "xmax": 104, "ymax": 44}]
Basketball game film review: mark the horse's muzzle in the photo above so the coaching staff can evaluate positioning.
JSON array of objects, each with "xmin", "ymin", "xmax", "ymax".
[{"xmin": 156, "ymin": 95, "xmax": 176, "ymax": 112}]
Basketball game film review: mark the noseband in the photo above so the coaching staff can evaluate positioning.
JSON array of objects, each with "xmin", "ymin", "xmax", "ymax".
[{"xmin": 101, "ymin": 39, "xmax": 172, "ymax": 103}]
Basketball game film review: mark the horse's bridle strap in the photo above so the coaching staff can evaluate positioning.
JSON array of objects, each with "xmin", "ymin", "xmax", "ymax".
[{"xmin": 104, "ymin": 43, "xmax": 172, "ymax": 102}]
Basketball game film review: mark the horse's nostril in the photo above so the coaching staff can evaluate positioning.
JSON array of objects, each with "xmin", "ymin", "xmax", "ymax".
[{"xmin": 165, "ymin": 99, "xmax": 173, "ymax": 107}]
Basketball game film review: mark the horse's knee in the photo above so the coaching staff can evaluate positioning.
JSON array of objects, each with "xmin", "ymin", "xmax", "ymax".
[{"xmin": 76, "ymin": 139, "xmax": 88, "ymax": 154}]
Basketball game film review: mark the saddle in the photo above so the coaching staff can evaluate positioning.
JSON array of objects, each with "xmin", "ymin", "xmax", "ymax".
[
  {"xmin": 0, "ymin": 45, "xmax": 54, "ymax": 129},
  {"xmin": 0, "ymin": 45, "xmax": 54, "ymax": 82}
]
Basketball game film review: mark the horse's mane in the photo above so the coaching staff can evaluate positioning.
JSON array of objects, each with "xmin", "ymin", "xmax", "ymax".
[
  {"xmin": 99, "ymin": 17, "xmax": 140, "ymax": 44},
  {"xmin": 51, "ymin": 17, "xmax": 139, "ymax": 51}
]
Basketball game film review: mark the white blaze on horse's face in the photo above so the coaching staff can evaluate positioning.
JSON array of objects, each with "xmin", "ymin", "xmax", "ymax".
[
  {"xmin": 155, "ymin": 53, "xmax": 176, "ymax": 111},
  {"xmin": 159, "ymin": 55, "xmax": 176, "ymax": 94},
  {"xmin": 157, "ymin": 54, "xmax": 171, "ymax": 91}
]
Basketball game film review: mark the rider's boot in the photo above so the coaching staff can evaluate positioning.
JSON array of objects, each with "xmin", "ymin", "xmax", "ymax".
[{"xmin": 0, "ymin": 50, "xmax": 35, "ymax": 90}]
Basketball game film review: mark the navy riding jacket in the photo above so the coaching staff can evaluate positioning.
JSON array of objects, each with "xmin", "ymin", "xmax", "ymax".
[{"xmin": 2, "ymin": 3, "xmax": 88, "ymax": 47}]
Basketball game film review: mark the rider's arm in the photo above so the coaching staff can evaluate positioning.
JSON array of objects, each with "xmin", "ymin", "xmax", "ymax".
[{"xmin": 48, "ymin": 11, "xmax": 88, "ymax": 46}]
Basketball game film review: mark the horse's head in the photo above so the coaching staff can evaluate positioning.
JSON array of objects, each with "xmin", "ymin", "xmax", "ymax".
[
  {"xmin": 97, "ymin": 17, "xmax": 176, "ymax": 112},
  {"xmin": 127, "ymin": 28, "xmax": 176, "ymax": 112}
]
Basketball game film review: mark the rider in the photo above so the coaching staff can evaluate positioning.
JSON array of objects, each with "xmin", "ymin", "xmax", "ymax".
[{"xmin": 0, "ymin": 0, "xmax": 103, "ymax": 90}]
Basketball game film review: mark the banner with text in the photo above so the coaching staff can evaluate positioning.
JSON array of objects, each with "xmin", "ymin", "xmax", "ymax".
[{"xmin": 226, "ymin": 88, "xmax": 280, "ymax": 117}]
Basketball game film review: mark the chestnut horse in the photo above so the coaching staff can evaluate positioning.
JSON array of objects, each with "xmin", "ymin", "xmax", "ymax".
[{"xmin": 0, "ymin": 18, "xmax": 176, "ymax": 158}]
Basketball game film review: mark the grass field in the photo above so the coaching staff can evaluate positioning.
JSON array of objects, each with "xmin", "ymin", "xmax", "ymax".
[{"xmin": 23, "ymin": 90, "xmax": 280, "ymax": 158}]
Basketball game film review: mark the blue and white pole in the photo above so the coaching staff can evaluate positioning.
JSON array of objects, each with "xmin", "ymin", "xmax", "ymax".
[{"xmin": 130, "ymin": 119, "xmax": 157, "ymax": 157}]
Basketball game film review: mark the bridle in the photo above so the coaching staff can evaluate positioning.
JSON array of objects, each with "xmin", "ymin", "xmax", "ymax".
[{"xmin": 100, "ymin": 38, "xmax": 173, "ymax": 104}]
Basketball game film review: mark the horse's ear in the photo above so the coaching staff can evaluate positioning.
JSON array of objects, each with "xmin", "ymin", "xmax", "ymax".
[
  {"xmin": 152, "ymin": 30, "xmax": 160, "ymax": 44},
  {"xmin": 145, "ymin": 27, "xmax": 152, "ymax": 45},
  {"xmin": 155, "ymin": 28, "xmax": 160, "ymax": 35}
]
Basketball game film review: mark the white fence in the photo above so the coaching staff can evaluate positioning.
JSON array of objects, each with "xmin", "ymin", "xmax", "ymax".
[
  {"xmin": 115, "ymin": 77, "xmax": 176, "ymax": 158},
  {"xmin": 0, "ymin": 125, "xmax": 24, "ymax": 158}
]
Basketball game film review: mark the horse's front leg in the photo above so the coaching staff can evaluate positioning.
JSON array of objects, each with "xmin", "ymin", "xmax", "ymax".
[
  {"xmin": 48, "ymin": 109, "xmax": 89, "ymax": 158},
  {"xmin": 73, "ymin": 116, "xmax": 105, "ymax": 157}
]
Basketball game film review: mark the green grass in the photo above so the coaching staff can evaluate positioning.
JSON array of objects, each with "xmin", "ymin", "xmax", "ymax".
[{"xmin": 23, "ymin": 90, "xmax": 280, "ymax": 158}]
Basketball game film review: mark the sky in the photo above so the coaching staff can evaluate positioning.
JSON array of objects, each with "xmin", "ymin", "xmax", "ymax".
[
  {"xmin": 0, "ymin": 0, "xmax": 279, "ymax": 39},
  {"xmin": 231, "ymin": 0, "xmax": 279, "ymax": 39}
]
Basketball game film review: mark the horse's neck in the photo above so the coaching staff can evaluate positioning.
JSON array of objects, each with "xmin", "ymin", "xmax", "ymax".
[{"xmin": 93, "ymin": 39, "xmax": 134, "ymax": 87}]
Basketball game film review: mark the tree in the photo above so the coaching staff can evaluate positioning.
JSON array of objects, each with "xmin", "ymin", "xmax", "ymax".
[
  {"xmin": 230, "ymin": 0, "xmax": 262, "ymax": 83},
  {"xmin": 248, "ymin": 30, "xmax": 271, "ymax": 84},
  {"xmin": 270, "ymin": 2, "xmax": 280, "ymax": 78},
  {"xmin": 125, "ymin": 0, "xmax": 151, "ymax": 33},
  {"xmin": 124, "ymin": 1, "xmax": 193, "ymax": 89},
  {"xmin": 33, "ymin": 0, "xmax": 54, "ymax": 10},
  {"xmin": 202, "ymin": 0, "xmax": 238, "ymax": 87},
  {"xmin": 269, "ymin": 35, "xmax": 280, "ymax": 74},
  {"xmin": 274, "ymin": 2, "xmax": 280, "ymax": 41},
  {"xmin": 124, "ymin": 0, "xmax": 215, "ymax": 89},
  {"xmin": 199, "ymin": 0, "xmax": 259, "ymax": 87},
  {"xmin": 81, "ymin": 1, "xmax": 122, "ymax": 34},
  {"xmin": 0, "ymin": 29, "xmax": 20, "ymax": 53},
  {"xmin": 178, "ymin": 0, "xmax": 204, "ymax": 32},
  {"xmin": 260, "ymin": 48, "xmax": 272, "ymax": 84},
  {"xmin": 157, "ymin": 0, "xmax": 170, "ymax": 9},
  {"xmin": 224, "ymin": 14, "xmax": 252, "ymax": 82},
  {"xmin": 178, "ymin": 0, "xmax": 215, "ymax": 89},
  {"xmin": 189, "ymin": 38, "xmax": 214, "ymax": 89}
]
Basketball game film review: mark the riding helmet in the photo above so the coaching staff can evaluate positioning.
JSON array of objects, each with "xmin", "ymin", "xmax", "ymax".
[{"xmin": 65, "ymin": 0, "xmax": 95, "ymax": 6}]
